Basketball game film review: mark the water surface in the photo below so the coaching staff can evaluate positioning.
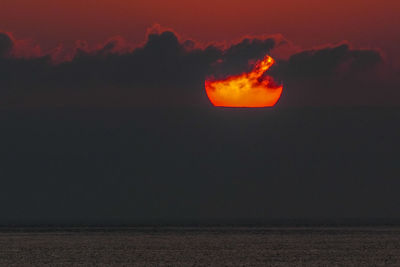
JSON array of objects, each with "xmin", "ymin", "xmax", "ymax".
[{"xmin": 1, "ymin": 227, "xmax": 399, "ymax": 266}]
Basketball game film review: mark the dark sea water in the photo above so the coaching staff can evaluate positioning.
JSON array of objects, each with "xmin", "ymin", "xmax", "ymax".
[{"xmin": 0, "ymin": 227, "xmax": 400, "ymax": 266}]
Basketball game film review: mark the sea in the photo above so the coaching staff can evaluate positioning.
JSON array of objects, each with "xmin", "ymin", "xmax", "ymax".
[{"xmin": 1, "ymin": 227, "xmax": 399, "ymax": 266}]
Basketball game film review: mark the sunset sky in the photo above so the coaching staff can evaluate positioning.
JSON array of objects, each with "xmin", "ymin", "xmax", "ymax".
[
  {"xmin": 1, "ymin": 0, "xmax": 399, "ymax": 66},
  {"xmin": 1, "ymin": 0, "xmax": 400, "ymax": 225}
]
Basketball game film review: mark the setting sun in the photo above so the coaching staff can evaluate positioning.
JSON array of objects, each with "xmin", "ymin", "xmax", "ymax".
[{"xmin": 205, "ymin": 55, "xmax": 283, "ymax": 107}]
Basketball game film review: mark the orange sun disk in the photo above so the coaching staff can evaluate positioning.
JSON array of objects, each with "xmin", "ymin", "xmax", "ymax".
[{"xmin": 205, "ymin": 55, "xmax": 283, "ymax": 107}]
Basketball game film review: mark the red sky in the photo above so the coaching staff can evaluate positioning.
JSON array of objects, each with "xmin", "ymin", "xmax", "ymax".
[{"xmin": 1, "ymin": 0, "xmax": 399, "ymax": 66}]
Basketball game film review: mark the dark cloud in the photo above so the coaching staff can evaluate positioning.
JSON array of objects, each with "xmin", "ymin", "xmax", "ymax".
[
  {"xmin": 213, "ymin": 37, "xmax": 276, "ymax": 77},
  {"xmin": 0, "ymin": 33, "xmax": 13, "ymax": 57},
  {"xmin": 269, "ymin": 44, "xmax": 392, "ymax": 106},
  {"xmin": 273, "ymin": 44, "xmax": 382, "ymax": 79},
  {"xmin": 0, "ymin": 30, "xmax": 395, "ymax": 107}
]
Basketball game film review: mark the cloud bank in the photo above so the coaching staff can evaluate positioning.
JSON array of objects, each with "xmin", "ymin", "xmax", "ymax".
[{"xmin": 0, "ymin": 28, "xmax": 397, "ymax": 107}]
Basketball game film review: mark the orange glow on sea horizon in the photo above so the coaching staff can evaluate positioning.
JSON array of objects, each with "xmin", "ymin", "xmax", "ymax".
[{"xmin": 205, "ymin": 55, "xmax": 283, "ymax": 107}]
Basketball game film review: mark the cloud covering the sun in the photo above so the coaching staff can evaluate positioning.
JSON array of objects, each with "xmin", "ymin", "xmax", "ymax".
[{"xmin": 0, "ymin": 27, "xmax": 397, "ymax": 108}]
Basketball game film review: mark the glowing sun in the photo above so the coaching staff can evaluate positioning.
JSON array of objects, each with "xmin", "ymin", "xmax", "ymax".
[{"xmin": 205, "ymin": 55, "xmax": 283, "ymax": 107}]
